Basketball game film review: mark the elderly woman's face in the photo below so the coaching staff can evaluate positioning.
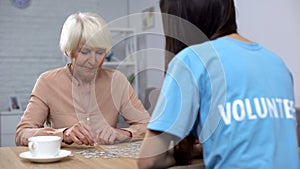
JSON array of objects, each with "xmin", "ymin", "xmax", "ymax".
[{"xmin": 72, "ymin": 44, "xmax": 106, "ymax": 82}]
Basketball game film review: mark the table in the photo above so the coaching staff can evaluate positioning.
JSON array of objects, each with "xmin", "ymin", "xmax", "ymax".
[
  {"xmin": 0, "ymin": 144, "xmax": 204, "ymax": 169},
  {"xmin": 0, "ymin": 146, "xmax": 137, "ymax": 169}
]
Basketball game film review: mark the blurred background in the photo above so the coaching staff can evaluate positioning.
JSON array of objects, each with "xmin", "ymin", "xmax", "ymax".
[{"xmin": 0, "ymin": 0, "xmax": 299, "ymax": 146}]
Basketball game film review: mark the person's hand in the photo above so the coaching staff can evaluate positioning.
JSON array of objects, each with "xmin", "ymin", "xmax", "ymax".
[
  {"xmin": 63, "ymin": 122, "xmax": 96, "ymax": 146},
  {"xmin": 95, "ymin": 125, "xmax": 131, "ymax": 145}
]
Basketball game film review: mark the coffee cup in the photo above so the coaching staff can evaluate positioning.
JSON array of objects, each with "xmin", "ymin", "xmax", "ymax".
[{"xmin": 28, "ymin": 136, "xmax": 62, "ymax": 157}]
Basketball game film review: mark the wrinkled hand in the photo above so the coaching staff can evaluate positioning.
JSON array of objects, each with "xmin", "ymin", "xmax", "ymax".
[
  {"xmin": 96, "ymin": 125, "xmax": 131, "ymax": 145},
  {"xmin": 63, "ymin": 122, "xmax": 96, "ymax": 146}
]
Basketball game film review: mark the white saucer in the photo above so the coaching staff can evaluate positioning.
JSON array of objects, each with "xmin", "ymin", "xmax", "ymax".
[{"xmin": 19, "ymin": 150, "xmax": 71, "ymax": 163}]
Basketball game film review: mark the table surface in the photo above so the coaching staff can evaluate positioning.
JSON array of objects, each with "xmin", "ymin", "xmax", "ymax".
[
  {"xmin": 0, "ymin": 146, "xmax": 136, "ymax": 169},
  {"xmin": 0, "ymin": 143, "xmax": 204, "ymax": 169}
]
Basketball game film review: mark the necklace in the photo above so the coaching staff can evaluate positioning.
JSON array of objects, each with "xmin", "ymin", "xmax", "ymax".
[
  {"xmin": 79, "ymin": 83, "xmax": 93, "ymax": 125},
  {"xmin": 69, "ymin": 63, "xmax": 105, "ymax": 132},
  {"xmin": 70, "ymin": 63, "xmax": 94, "ymax": 125}
]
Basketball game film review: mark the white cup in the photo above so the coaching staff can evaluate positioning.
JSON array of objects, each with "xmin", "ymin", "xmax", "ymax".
[{"xmin": 28, "ymin": 136, "xmax": 62, "ymax": 157}]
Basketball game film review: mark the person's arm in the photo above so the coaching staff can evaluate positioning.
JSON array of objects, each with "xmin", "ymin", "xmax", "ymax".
[
  {"xmin": 137, "ymin": 130, "xmax": 176, "ymax": 169},
  {"xmin": 121, "ymin": 90, "xmax": 150, "ymax": 140},
  {"xmin": 173, "ymin": 134, "xmax": 196, "ymax": 165},
  {"xmin": 113, "ymin": 71, "xmax": 150, "ymax": 140},
  {"xmin": 16, "ymin": 94, "xmax": 96, "ymax": 146},
  {"xmin": 138, "ymin": 54, "xmax": 203, "ymax": 168},
  {"xmin": 15, "ymin": 95, "xmax": 67, "ymax": 146},
  {"xmin": 120, "ymin": 84, "xmax": 150, "ymax": 139}
]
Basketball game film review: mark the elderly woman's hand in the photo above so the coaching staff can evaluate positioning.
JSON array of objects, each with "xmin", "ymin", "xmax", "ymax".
[
  {"xmin": 95, "ymin": 125, "xmax": 132, "ymax": 145},
  {"xmin": 63, "ymin": 122, "xmax": 96, "ymax": 146}
]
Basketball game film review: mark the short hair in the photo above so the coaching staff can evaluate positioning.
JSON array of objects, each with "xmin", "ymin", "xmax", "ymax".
[{"xmin": 59, "ymin": 12, "xmax": 112, "ymax": 58}]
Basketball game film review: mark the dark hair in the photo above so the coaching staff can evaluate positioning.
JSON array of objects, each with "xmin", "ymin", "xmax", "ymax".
[
  {"xmin": 160, "ymin": 0, "xmax": 237, "ymax": 67},
  {"xmin": 160, "ymin": 1, "xmax": 237, "ymax": 161}
]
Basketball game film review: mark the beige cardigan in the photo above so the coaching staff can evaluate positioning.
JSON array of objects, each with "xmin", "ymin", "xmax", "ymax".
[{"xmin": 16, "ymin": 64, "xmax": 150, "ymax": 146}]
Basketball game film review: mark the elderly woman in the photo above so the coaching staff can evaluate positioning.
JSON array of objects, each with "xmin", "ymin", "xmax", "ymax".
[{"xmin": 16, "ymin": 12, "xmax": 150, "ymax": 146}]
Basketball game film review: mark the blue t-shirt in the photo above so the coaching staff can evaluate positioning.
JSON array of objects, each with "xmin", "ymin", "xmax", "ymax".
[{"xmin": 148, "ymin": 37, "xmax": 299, "ymax": 169}]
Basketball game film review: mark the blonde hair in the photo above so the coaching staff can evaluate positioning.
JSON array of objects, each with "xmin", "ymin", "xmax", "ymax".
[{"xmin": 59, "ymin": 12, "xmax": 112, "ymax": 58}]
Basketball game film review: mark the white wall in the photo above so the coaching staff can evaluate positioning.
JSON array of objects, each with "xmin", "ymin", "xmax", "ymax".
[
  {"xmin": 0, "ymin": 0, "xmax": 128, "ymax": 112},
  {"xmin": 235, "ymin": 0, "xmax": 300, "ymax": 106},
  {"xmin": 2, "ymin": 0, "xmax": 298, "ymax": 111},
  {"xmin": 128, "ymin": 0, "xmax": 165, "ymax": 103}
]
